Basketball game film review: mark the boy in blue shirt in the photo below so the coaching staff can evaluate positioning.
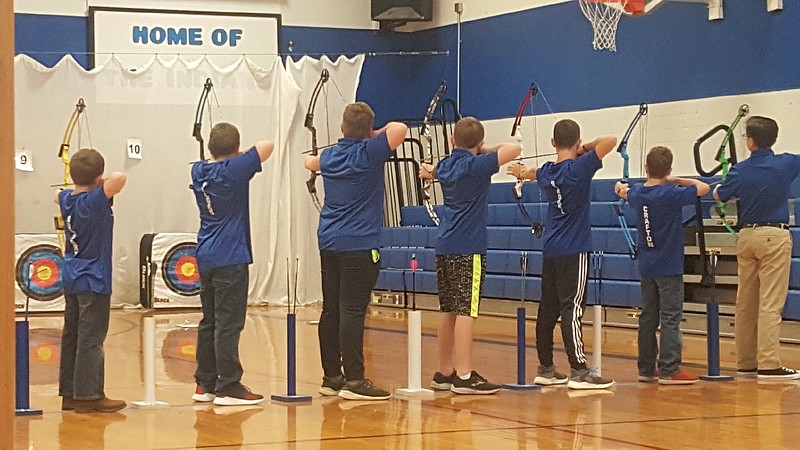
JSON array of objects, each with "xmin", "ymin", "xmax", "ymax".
[
  {"xmin": 509, "ymin": 120, "xmax": 616, "ymax": 389},
  {"xmin": 305, "ymin": 103, "xmax": 408, "ymax": 400},
  {"xmin": 57, "ymin": 148, "xmax": 127, "ymax": 413},
  {"xmin": 191, "ymin": 123, "xmax": 274, "ymax": 405},
  {"xmin": 616, "ymin": 146, "xmax": 709, "ymax": 384},
  {"xmin": 420, "ymin": 117, "xmax": 521, "ymax": 394},
  {"xmin": 715, "ymin": 116, "xmax": 800, "ymax": 380}
]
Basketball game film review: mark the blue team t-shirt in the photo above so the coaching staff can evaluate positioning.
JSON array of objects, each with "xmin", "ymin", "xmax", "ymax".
[
  {"xmin": 717, "ymin": 148, "xmax": 800, "ymax": 226},
  {"xmin": 191, "ymin": 146, "xmax": 262, "ymax": 271},
  {"xmin": 536, "ymin": 151, "xmax": 602, "ymax": 258},
  {"xmin": 627, "ymin": 183, "xmax": 697, "ymax": 277},
  {"xmin": 317, "ymin": 132, "xmax": 393, "ymax": 251},
  {"xmin": 59, "ymin": 186, "xmax": 114, "ymax": 295},
  {"xmin": 435, "ymin": 149, "xmax": 499, "ymax": 255}
]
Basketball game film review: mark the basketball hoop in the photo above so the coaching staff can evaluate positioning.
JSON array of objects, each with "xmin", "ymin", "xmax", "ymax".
[{"xmin": 579, "ymin": 0, "xmax": 644, "ymax": 52}]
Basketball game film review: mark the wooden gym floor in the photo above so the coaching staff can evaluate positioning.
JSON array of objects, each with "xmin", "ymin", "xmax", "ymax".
[{"xmin": 13, "ymin": 304, "xmax": 800, "ymax": 449}]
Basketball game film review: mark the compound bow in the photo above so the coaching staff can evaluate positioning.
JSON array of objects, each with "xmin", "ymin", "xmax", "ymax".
[
  {"xmin": 510, "ymin": 84, "xmax": 545, "ymax": 237},
  {"xmin": 694, "ymin": 104, "xmax": 749, "ymax": 234},
  {"xmin": 304, "ymin": 69, "xmax": 330, "ymax": 212},
  {"xmin": 192, "ymin": 78, "xmax": 214, "ymax": 162},
  {"xmin": 420, "ymin": 82, "xmax": 447, "ymax": 226},
  {"xmin": 615, "ymin": 103, "xmax": 648, "ymax": 260},
  {"xmin": 54, "ymin": 98, "xmax": 87, "ymax": 252}
]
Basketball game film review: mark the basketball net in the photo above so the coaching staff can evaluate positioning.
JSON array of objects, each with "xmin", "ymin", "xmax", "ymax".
[{"xmin": 579, "ymin": 0, "xmax": 628, "ymax": 52}]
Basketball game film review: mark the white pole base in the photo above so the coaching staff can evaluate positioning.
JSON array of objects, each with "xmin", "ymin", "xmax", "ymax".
[
  {"xmin": 131, "ymin": 400, "xmax": 169, "ymax": 409},
  {"xmin": 593, "ymin": 304, "xmax": 603, "ymax": 376},
  {"xmin": 395, "ymin": 388, "xmax": 435, "ymax": 398}
]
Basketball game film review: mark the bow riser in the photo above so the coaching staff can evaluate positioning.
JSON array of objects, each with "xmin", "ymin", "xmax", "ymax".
[
  {"xmin": 55, "ymin": 99, "xmax": 87, "ymax": 253},
  {"xmin": 304, "ymin": 69, "xmax": 331, "ymax": 213},
  {"xmin": 511, "ymin": 83, "xmax": 545, "ymax": 237},
  {"xmin": 420, "ymin": 82, "xmax": 447, "ymax": 226},
  {"xmin": 615, "ymin": 103, "xmax": 648, "ymax": 260},
  {"xmin": 192, "ymin": 78, "xmax": 213, "ymax": 162}
]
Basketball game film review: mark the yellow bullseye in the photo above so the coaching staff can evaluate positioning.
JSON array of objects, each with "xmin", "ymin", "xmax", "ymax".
[{"xmin": 180, "ymin": 263, "xmax": 196, "ymax": 278}]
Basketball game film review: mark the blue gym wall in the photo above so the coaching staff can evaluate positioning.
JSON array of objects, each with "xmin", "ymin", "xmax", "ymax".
[{"xmin": 14, "ymin": 2, "xmax": 800, "ymax": 124}]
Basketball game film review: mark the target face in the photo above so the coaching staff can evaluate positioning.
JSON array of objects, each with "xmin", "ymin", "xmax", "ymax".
[
  {"xmin": 15, "ymin": 245, "xmax": 65, "ymax": 302},
  {"xmin": 162, "ymin": 243, "xmax": 200, "ymax": 296}
]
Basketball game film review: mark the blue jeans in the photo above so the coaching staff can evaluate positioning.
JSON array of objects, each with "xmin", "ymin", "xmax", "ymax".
[
  {"xmin": 638, "ymin": 275, "xmax": 684, "ymax": 377},
  {"xmin": 194, "ymin": 264, "xmax": 249, "ymax": 394},
  {"xmin": 59, "ymin": 291, "xmax": 111, "ymax": 400}
]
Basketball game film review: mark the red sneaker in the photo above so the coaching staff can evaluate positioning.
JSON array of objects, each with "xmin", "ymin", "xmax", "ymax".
[
  {"xmin": 658, "ymin": 370, "xmax": 699, "ymax": 385},
  {"xmin": 192, "ymin": 385, "xmax": 216, "ymax": 402}
]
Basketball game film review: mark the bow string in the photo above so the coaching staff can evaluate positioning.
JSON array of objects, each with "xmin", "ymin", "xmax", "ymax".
[
  {"xmin": 192, "ymin": 78, "xmax": 215, "ymax": 162},
  {"xmin": 55, "ymin": 98, "xmax": 88, "ymax": 253},
  {"xmin": 304, "ymin": 69, "xmax": 330, "ymax": 212},
  {"xmin": 420, "ymin": 82, "xmax": 447, "ymax": 226},
  {"xmin": 614, "ymin": 103, "xmax": 648, "ymax": 260},
  {"xmin": 511, "ymin": 83, "xmax": 552, "ymax": 238}
]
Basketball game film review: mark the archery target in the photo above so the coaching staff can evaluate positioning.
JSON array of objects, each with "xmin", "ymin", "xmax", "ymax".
[
  {"xmin": 14, "ymin": 234, "xmax": 66, "ymax": 312},
  {"xmin": 162, "ymin": 243, "xmax": 201, "ymax": 296},
  {"xmin": 140, "ymin": 233, "xmax": 201, "ymax": 308}
]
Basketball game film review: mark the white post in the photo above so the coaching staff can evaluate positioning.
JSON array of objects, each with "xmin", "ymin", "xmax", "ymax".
[
  {"xmin": 593, "ymin": 304, "xmax": 602, "ymax": 376},
  {"xmin": 396, "ymin": 310, "xmax": 433, "ymax": 397},
  {"xmin": 767, "ymin": 0, "xmax": 783, "ymax": 12},
  {"xmin": 132, "ymin": 316, "xmax": 169, "ymax": 408},
  {"xmin": 455, "ymin": 3, "xmax": 463, "ymax": 112}
]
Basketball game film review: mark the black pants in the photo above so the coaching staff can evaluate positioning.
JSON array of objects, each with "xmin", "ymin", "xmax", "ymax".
[
  {"xmin": 318, "ymin": 250, "xmax": 381, "ymax": 381},
  {"xmin": 194, "ymin": 264, "xmax": 249, "ymax": 394},
  {"xmin": 59, "ymin": 291, "xmax": 111, "ymax": 400},
  {"xmin": 536, "ymin": 253, "xmax": 589, "ymax": 371}
]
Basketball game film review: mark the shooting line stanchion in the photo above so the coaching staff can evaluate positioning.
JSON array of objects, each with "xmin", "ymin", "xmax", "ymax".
[
  {"xmin": 396, "ymin": 254, "xmax": 434, "ymax": 398},
  {"xmin": 700, "ymin": 249, "xmax": 733, "ymax": 381},
  {"xmin": 16, "ymin": 261, "xmax": 43, "ymax": 416},
  {"xmin": 592, "ymin": 251, "xmax": 604, "ymax": 376},
  {"xmin": 132, "ymin": 312, "xmax": 169, "ymax": 408},
  {"xmin": 272, "ymin": 257, "xmax": 312, "ymax": 403},
  {"xmin": 503, "ymin": 251, "xmax": 540, "ymax": 391}
]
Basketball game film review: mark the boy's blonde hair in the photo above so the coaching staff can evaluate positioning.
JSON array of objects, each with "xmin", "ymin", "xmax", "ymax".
[{"xmin": 453, "ymin": 117, "xmax": 484, "ymax": 149}]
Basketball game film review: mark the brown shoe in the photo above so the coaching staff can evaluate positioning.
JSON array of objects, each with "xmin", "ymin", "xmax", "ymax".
[
  {"xmin": 61, "ymin": 397, "xmax": 75, "ymax": 411},
  {"xmin": 74, "ymin": 397, "xmax": 127, "ymax": 414}
]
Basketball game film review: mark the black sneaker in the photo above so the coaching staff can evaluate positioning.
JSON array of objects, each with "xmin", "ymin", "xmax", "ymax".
[
  {"xmin": 737, "ymin": 368, "xmax": 758, "ymax": 378},
  {"xmin": 757, "ymin": 367, "xmax": 800, "ymax": 380},
  {"xmin": 213, "ymin": 384, "xmax": 264, "ymax": 406},
  {"xmin": 338, "ymin": 379, "xmax": 391, "ymax": 400},
  {"xmin": 319, "ymin": 375, "xmax": 346, "ymax": 396},
  {"xmin": 450, "ymin": 371, "xmax": 501, "ymax": 395},
  {"xmin": 431, "ymin": 370, "xmax": 456, "ymax": 391},
  {"xmin": 533, "ymin": 365, "xmax": 568, "ymax": 386},
  {"xmin": 567, "ymin": 368, "xmax": 614, "ymax": 390}
]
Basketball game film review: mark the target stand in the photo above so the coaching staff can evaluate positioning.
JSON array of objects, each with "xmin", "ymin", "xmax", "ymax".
[
  {"xmin": 132, "ymin": 315, "xmax": 169, "ymax": 408},
  {"xmin": 700, "ymin": 249, "xmax": 733, "ymax": 382},
  {"xmin": 396, "ymin": 255, "xmax": 434, "ymax": 398},
  {"xmin": 272, "ymin": 258, "xmax": 312, "ymax": 404},
  {"xmin": 16, "ymin": 321, "xmax": 43, "ymax": 416},
  {"xmin": 503, "ymin": 252, "xmax": 540, "ymax": 391}
]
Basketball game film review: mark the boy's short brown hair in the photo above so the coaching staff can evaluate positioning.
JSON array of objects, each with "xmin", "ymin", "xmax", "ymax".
[
  {"xmin": 70, "ymin": 148, "xmax": 104, "ymax": 186},
  {"xmin": 208, "ymin": 122, "xmax": 241, "ymax": 158},
  {"xmin": 646, "ymin": 146, "xmax": 673, "ymax": 179},
  {"xmin": 341, "ymin": 102, "xmax": 375, "ymax": 139},
  {"xmin": 746, "ymin": 116, "xmax": 778, "ymax": 149},
  {"xmin": 453, "ymin": 117, "xmax": 484, "ymax": 149},
  {"xmin": 553, "ymin": 119, "xmax": 581, "ymax": 149}
]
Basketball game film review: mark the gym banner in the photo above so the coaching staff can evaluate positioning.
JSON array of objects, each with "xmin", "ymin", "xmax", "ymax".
[{"xmin": 89, "ymin": 7, "xmax": 281, "ymax": 69}]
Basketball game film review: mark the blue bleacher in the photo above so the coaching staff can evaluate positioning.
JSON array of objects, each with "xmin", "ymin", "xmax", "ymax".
[{"xmin": 380, "ymin": 179, "xmax": 800, "ymax": 319}]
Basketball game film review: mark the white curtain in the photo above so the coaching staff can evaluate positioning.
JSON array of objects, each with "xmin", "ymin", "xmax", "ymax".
[{"xmin": 14, "ymin": 53, "xmax": 363, "ymax": 306}]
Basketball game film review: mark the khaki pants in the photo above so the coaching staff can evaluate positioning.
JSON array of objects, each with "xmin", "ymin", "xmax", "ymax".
[{"xmin": 735, "ymin": 227, "xmax": 793, "ymax": 370}]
